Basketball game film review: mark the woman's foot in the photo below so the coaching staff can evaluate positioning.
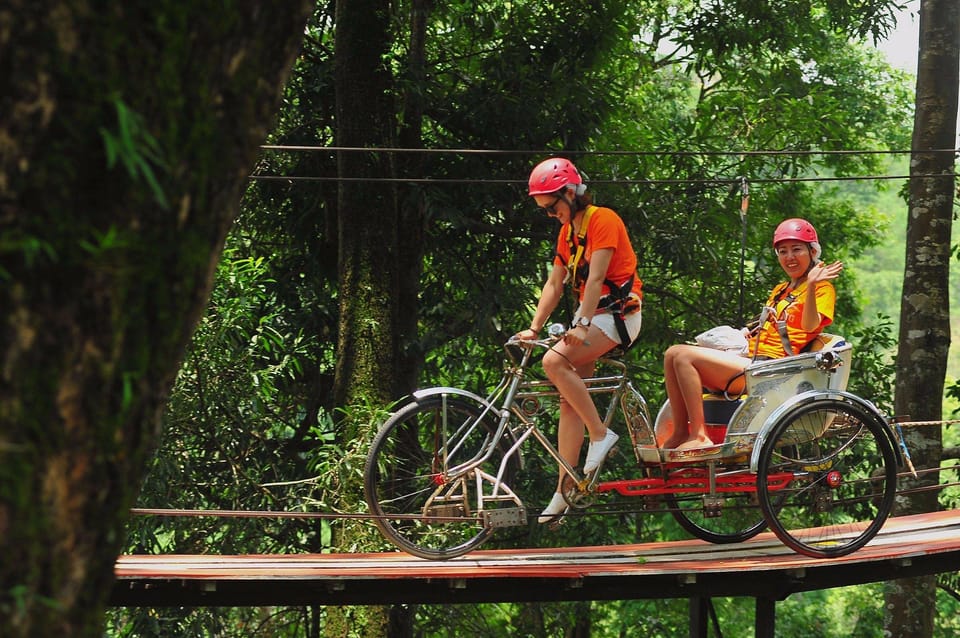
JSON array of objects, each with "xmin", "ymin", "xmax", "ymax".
[
  {"xmin": 583, "ymin": 429, "xmax": 619, "ymax": 473},
  {"xmin": 658, "ymin": 421, "xmax": 690, "ymax": 449},
  {"xmin": 675, "ymin": 435, "xmax": 714, "ymax": 450},
  {"xmin": 538, "ymin": 492, "xmax": 569, "ymax": 523}
]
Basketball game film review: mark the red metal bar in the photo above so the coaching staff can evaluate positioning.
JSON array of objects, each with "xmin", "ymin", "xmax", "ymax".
[{"xmin": 596, "ymin": 471, "xmax": 794, "ymax": 497}]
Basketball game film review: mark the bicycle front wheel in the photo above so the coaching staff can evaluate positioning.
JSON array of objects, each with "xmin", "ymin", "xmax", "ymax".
[
  {"xmin": 363, "ymin": 394, "xmax": 518, "ymax": 560},
  {"xmin": 756, "ymin": 397, "xmax": 897, "ymax": 558}
]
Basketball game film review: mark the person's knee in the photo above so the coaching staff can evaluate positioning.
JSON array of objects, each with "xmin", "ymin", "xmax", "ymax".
[
  {"xmin": 664, "ymin": 345, "xmax": 676, "ymax": 363},
  {"xmin": 668, "ymin": 345, "xmax": 700, "ymax": 369},
  {"xmin": 664, "ymin": 344, "xmax": 684, "ymax": 368},
  {"xmin": 542, "ymin": 351, "xmax": 567, "ymax": 380}
]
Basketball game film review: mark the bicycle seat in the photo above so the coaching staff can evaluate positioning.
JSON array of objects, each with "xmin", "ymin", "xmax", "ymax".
[{"xmin": 602, "ymin": 345, "xmax": 627, "ymax": 360}]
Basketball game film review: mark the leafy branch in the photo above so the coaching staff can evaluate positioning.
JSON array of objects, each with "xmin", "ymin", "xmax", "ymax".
[{"xmin": 99, "ymin": 97, "xmax": 170, "ymax": 210}]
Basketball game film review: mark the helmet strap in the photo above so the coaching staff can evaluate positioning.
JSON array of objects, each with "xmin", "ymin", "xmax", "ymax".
[{"xmin": 559, "ymin": 190, "xmax": 579, "ymax": 215}]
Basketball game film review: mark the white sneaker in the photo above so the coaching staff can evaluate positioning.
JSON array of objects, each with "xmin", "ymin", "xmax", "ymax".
[
  {"xmin": 583, "ymin": 429, "xmax": 619, "ymax": 474},
  {"xmin": 538, "ymin": 492, "xmax": 569, "ymax": 524}
]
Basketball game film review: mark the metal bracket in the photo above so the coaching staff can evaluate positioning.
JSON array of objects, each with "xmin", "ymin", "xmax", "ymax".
[{"xmin": 482, "ymin": 507, "xmax": 527, "ymax": 528}]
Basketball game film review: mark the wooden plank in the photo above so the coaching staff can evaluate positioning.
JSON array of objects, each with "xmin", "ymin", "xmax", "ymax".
[{"xmin": 111, "ymin": 509, "xmax": 960, "ymax": 606}]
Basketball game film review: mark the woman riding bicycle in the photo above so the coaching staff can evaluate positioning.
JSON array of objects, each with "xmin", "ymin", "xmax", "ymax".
[
  {"xmin": 514, "ymin": 157, "xmax": 643, "ymax": 523},
  {"xmin": 660, "ymin": 218, "xmax": 843, "ymax": 450}
]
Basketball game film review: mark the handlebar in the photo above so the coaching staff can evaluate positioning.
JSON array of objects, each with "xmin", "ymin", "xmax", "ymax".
[{"xmin": 504, "ymin": 322, "xmax": 567, "ymax": 350}]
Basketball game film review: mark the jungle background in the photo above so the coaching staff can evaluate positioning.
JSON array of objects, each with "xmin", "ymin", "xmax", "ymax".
[
  {"xmin": 1, "ymin": 0, "xmax": 956, "ymax": 637},
  {"xmin": 109, "ymin": 1, "xmax": 958, "ymax": 636}
]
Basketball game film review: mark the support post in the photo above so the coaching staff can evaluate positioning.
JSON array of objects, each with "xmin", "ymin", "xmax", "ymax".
[
  {"xmin": 755, "ymin": 596, "xmax": 776, "ymax": 638},
  {"xmin": 689, "ymin": 596, "xmax": 709, "ymax": 638}
]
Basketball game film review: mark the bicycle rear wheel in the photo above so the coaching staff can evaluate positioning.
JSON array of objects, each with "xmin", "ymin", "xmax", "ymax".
[
  {"xmin": 756, "ymin": 397, "xmax": 897, "ymax": 558},
  {"xmin": 363, "ymin": 394, "xmax": 519, "ymax": 559},
  {"xmin": 663, "ymin": 465, "xmax": 768, "ymax": 544},
  {"xmin": 667, "ymin": 490, "xmax": 767, "ymax": 544}
]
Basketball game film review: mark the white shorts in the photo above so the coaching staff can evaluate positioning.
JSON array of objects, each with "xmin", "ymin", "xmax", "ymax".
[{"xmin": 575, "ymin": 302, "xmax": 642, "ymax": 346}]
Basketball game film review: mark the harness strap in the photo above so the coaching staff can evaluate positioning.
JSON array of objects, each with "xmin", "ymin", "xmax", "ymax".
[
  {"xmin": 558, "ymin": 205, "xmax": 639, "ymax": 349},
  {"xmin": 598, "ymin": 276, "xmax": 639, "ymax": 348},
  {"xmin": 766, "ymin": 281, "xmax": 809, "ymax": 357},
  {"xmin": 564, "ymin": 205, "xmax": 597, "ymax": 290}
]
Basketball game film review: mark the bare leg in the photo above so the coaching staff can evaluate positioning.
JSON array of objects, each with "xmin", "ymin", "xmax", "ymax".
[
  {"xmin": 554, "ymin": 397, "xmax": 583, "ymax": 492},
  {"xmin": 542, "ymin": 326, "xmax": 617, "ymax": 489},
  {"xmin": 662, "ymin": 345, "xmax": 691, "ymax": 448},
  {"xmin": 663, "ymin": 344, "xmax": 750, "ymax": 448}
]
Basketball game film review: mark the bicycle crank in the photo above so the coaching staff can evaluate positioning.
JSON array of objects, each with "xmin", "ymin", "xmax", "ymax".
[{"xmin": 561, "ymin": 474, "xmax": 597, "ymax": 509}]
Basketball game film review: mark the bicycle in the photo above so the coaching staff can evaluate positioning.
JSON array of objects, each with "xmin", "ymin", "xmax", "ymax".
[{"xmin": 363, "ymin": 324, "xmax": 909, "ymax": 560}]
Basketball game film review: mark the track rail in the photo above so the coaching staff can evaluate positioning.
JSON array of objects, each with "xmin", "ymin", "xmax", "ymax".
[{"xmin": 128, "ymin": 466, "xmax": 958, "ymax": 523}]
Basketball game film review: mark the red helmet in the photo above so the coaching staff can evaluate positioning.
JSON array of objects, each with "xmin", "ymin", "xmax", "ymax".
[
  {"xmin": 773, "ymin": 218, "xmax": 818, "ymax": 246},
  {"xmin": 773, "ymin": 218, "xmax": 821, "ymax": 261},
  {"xmin": 528, "ymin": 157, "xmax": 583, "ymax": 196}
]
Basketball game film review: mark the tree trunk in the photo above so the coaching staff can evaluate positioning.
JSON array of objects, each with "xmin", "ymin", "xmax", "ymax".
[
  {"xmin": 329, "ymin": 0, "xmax": 398, "ymax": 635},
  {"xmin": 0, "ymin": 3, "xmax": 312, "ymax": 636},
  {"xmin": 332, "ymin": 0, "xmax": 400, "ymax": 411},
  {"xmin": 396, "ymin": 0, "xmax": 431, "ymax": 398},
  {"xmin": 885, "ymin": 0, "xmax": 959, "ymax": 636}
]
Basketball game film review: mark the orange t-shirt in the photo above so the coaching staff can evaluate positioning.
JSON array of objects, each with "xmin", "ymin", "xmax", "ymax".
[
  {"xmin": 553, "ymin": 205, "xmax": 643, "ymax": 302},
  {"xmin": 748, "ymin": 280, "xmax": 836, "ymax": 359}
]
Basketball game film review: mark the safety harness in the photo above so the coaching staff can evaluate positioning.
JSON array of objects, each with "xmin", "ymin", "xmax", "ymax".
[
  {"xmin": 559, "ymin": 205, "xmax": 639, "ymax": 349},
  {"xmin": 721, "ymin": 279, "xmax": 813, "ymax": 396},
  {"xmin": 723, "ymin": 280, "xmax": 814, "ymax": 401},
  {"xmin": 764, "ymin": 280, "xmax": 810, "ymax": 356}
]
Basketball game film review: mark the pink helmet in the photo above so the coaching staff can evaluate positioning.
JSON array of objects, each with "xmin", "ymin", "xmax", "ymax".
[
  {"xmin": 773, "ymin": 218, "xmax": 821, "ymax": 261},
  {"xmin": 528, "ymin": 157, "xmax": 583, "ymax": 196}
]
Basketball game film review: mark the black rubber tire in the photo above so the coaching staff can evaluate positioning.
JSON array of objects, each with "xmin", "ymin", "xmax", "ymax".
[
  {"xmin": 756, "ymin": 397, "xmax": 897, "ymax": 558},
  {"xmin": 667, "ymin": 480, "xmax": 768, "ymax": 545},
  {"xmin": 363, "ymin": 395, "xmax": 518, "ymax": 559}
]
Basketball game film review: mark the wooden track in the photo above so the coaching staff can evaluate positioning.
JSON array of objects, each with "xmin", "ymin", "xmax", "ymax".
[{"xmin": 111, "ymin": 509, "xmax": 960, "ymax": 606}]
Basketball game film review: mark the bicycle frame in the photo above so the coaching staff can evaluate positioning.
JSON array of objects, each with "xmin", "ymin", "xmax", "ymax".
[{"xmin": 431, "ymin": 336, "xmax": 649, "ymax": 514}]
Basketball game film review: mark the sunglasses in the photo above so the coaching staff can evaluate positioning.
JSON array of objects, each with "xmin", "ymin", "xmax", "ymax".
[{"xmin": 539, "ymin": 196, "xmax": 562, "ymax": 217}]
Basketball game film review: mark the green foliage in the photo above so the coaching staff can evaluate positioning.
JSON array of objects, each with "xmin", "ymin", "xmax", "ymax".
[
  {"xmin": 124, "ymin": 241, "xmax": 391, "ymax": 551},
  {"xmin": 398, "ymin": 586, "xmax": 897, "ymax": 637},
  {"xmin": 778, "ymin": 585, "xmax": 886, "ymax": 637},
  {"xmin": 112, "ymin": 244, "xmax": 389, "ymax": 634},
  {"xmin": 99, "ymin": 96, "xmax": 170, "ymax": 209},
  {"xmin": 0, "ymin": 232, "xmax": 56, "ymax": 281},
  {"xmin": 937, "ymin": 582, "xmax": 960, "ymax": 635},
  {"xmin": 109, "ymin": 606, "xmax": 318, "ymax": 638},
  {"xmin": 116, "ymin": 0, "xmax": 926, "ymax": 636},
  {"xmin": 847, "ymin": 314, "xmax": 897, "ymax": 415}
]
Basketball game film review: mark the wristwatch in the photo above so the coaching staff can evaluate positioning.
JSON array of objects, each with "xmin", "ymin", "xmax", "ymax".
[{"xmin": 574, "ymin": 316, "xmax": 592, "ymax": 328}]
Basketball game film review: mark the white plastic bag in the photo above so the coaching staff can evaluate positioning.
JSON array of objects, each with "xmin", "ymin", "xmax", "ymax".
[{"xmin": 694, "ymin": 325, "xmax": 748, "ymax": 353}]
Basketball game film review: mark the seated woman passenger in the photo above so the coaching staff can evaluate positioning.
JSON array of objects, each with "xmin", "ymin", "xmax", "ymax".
[{"xmin": 660, "ymin": 218, "xmax": 843, "ymax": 450}]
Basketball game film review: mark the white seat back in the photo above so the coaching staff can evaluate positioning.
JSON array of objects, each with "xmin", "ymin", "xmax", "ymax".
[{"xmin": 727, "ymin": 334, "xmax": 852, "ymax": 435}]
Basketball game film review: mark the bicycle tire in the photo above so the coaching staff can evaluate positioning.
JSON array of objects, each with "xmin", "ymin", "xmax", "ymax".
[
  {"xmin": 666, "ymin": 487, "xmax": 768, "ymax": 544},
  {"xmin": 363, "ymin": 394, "xmax": 519, "ymax": 560},
  {"xmin": 756, "ymin": 397, "xmax": 897, "ymax": 558}
]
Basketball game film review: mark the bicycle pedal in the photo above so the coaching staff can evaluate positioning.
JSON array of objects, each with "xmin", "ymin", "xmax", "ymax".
[{"xmin": 545, "ymin": 515, "xmax": 567, "ymax": 530}]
